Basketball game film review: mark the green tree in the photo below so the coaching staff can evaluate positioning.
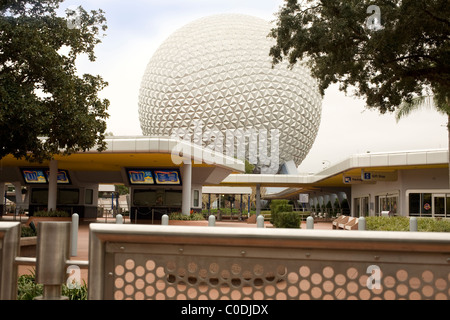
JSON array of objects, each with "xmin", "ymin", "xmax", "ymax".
[
  {"xmin": 0, "ymin": 0, "xmax": 109, "ymax": 162},
  {"xmin": 270, "ymin": 0, "xmax": 449, "ymax": 183}
]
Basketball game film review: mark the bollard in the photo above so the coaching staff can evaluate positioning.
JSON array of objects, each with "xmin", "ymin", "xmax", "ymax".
[
  {"xmin": 161, "ymin": 214, "xmax": 169, "ymax": 225},
  {"xmin": 35, "ymin": 222, "xmax": 71, "ymax": 300},
  {"xmin": 116, "ymin": 214, "xmax": 123, "ymax": 224},
  {"xmin": 306, "ymin": 216, "xmax": 314, "ymax": 229},
  {"xmin": 410, "ymin": 217, "xmax": 418, "ymax": 232},
  {"xmin": 358, "ymin": 216, "xmax": 366, "ymax": 230},
  {"xmin": 257, "ymin": 215, "xmax": 265, "ymax": 228},
  {"xmin": 208, "ymin": 215, "xmax": 216, "ymax": 226},
  {"xmin": 71, "ymin": 213, "xmax": 79, "ymax": 257}
]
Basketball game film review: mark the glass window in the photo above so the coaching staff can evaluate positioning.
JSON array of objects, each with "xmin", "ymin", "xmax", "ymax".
[
  {"xmin": 434, "ymin": 196, "xmax": 445, "ymax": 217},
  {"xmin": 165, "ymin": 191, "xmax": 182, "ymax": 206},
  {"xmin": 58, "ymin": 189, "xmax": 79, "ymax": 205},
  {"xmin": 193, "ymin": 190, "xmax": 199, "ymax": 207},
  {"xmin": 409, "ymin": 193, "xmax": 420, "ymax": 216},
  {"xmin": 422, "ymin": 193, "xmax": 432, "ymax": 216},
  {"xmin": 133, "ymin": 189, "xmax": 156, "ymax": 206},
  {"xmin": 85, "ymin": 189, "xmax": 93, "ymax": 205},
  {"xmin": 31, "ymin": 188, "xmax": 48, "ymax": 204},
  {"xmin": 446, "ymin": 195, "xmax": 450, "ymax": 218}
]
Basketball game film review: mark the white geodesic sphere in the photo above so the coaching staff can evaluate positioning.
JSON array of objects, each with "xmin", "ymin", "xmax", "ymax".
[{"xmin": 138, "ymin": 14, "xmax": 322, "ymax": 166}]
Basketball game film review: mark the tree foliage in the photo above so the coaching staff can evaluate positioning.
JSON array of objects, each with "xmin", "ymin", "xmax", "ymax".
[
  {"xmin": 0, "ymin": 0, "xmax": 109, "ymax": 162},
  {"xmin": 269, "ymin": 0, "xmax": 449, "ymax": 115}
]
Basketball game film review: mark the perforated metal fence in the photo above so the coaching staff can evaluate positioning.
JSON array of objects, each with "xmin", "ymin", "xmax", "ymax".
[{"xmin": 88, "ymin": 224, "xmax": 450, "ymax": 300}]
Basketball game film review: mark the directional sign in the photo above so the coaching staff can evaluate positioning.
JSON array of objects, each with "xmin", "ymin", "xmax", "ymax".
[
  {"xmin": 361, "ymin": 170, "xmax": 397, "ymax": 182},
  {"xmin": 343, "ymin": 175, "xmax": 364, "ymax": 184}
]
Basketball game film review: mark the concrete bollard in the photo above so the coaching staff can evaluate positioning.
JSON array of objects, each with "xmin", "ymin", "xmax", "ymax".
[
  {"xmin": 161, "ymin": 214, "xmax": 169, "ymax": 226},
  {"xmin": 306, "ymin": 216, "xmax": 314, "ymax": 229},
  {"xmin": 116, "ymin": 214, "xmax": 123, "ymax": 224},
  {"xmin": 71, "ymin": 213, "xmax": 79, "ymax": 257},
  {"xmin": 257, "ymin": 215, "xmax": 265, "ymax": 228},
  {"xmin": 358, "ymin": 216, "xmax": 366, "ymax": 230},
  {"xmin": 208, "ymin": 215, "xmax": 216, "ymax": 226},
  {"xmin": 410, "ymin": 217, "xmax": 418, "ymax": 232}
]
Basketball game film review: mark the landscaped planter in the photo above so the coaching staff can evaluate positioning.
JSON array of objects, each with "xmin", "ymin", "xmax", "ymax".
[
  {"xmin": 25, "ymin": 216, "xmax": 72, "ymax": 228},
  {"xmin": 20, "ymin": 236, "xmax": 37, "ymax": 257}
]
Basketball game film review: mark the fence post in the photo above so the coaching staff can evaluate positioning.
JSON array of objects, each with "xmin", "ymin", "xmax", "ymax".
[
  {"xmin": 358, "ymin": 216, "xmax": 366, "ymax": 230},
  {"xmin": 208, "ymin": 214, "xmax": 216, "ymax": 226},
  {"xmin": 306, "ymin": 216, "xmax": 314, "ymax": 229},
  {"xmin": 410, "ymin": 217, "xmax": 418, "ymax": 232},
  {"xmin": 35, "ymin": 221, "xmax": 71, "ymax": 300},
  {"xmin": 116, "ymin": 214, "xmax": 123, "ymax": 224},
  {"xmin": 0, "ymin": 222, "xmax": 20, "ymax": 300},
  {"xmin": 71, "ymin": 213, "xmax": 79, "ymax": 257},
  {"xmin": 161, "ymin": 214, "xmax": 169, "ymax": 225},
  {"xmin": 257, "ymin": 215, "xmax": 265, "ymax": 228}
]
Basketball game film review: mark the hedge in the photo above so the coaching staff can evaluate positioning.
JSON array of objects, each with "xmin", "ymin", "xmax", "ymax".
[{"xmin": 365, "ymin": 216, "xmax": 450, "ymax": 232}]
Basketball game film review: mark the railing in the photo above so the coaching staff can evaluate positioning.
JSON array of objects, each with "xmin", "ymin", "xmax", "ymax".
[
  {"xmin": 1, "ymin": 219, "xmax": 450, "ymax": 300},
  {"xmin": 88, "ymin": 223, "xmax": 450, "ymax": 300}
]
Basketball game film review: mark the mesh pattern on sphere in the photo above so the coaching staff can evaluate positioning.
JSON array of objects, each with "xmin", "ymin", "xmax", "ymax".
[{"xmin": 138, "ymin": 14, "xmax": 322, "ymax": 166}]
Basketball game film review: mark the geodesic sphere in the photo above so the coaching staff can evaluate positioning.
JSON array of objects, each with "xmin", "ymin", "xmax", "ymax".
[{"xmin": 138, "ymin": 14, "xmax": 322, "ymax": 167}]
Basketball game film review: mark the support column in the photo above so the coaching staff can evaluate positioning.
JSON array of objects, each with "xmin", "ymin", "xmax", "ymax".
[
  {"xmin": 48, "ymin": 159, "xmax": 58, "ymax": 212},
  {"xmin": 0, "ymin": 183, "xmax": 5, "ymax": 216},
  {"xmin": 181, "ymin": 160, "xmax": 192, "ymax": 216},
  {"xmin": 256, "ymin": 183, "xmax": 261, "ymax": 216}
]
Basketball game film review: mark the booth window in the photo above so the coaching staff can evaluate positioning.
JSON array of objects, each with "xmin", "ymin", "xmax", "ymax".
[
  {"xmin": 193, "ymin": 190, "xmax": 199, "ymax": 207},
  {"xmin": 85, "ymin": 189, "xmax": 93, "ymax": 205}
]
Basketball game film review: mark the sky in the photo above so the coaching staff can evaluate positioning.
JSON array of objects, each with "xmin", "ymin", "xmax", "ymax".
[{"xmin": 58, "ymin": 0, "xmax": 448, "ymax": 174}]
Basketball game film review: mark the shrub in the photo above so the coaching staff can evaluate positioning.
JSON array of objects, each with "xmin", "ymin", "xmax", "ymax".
[
  {"xmin": 169, "ymin": 212, "xmax": 205, "ymax": 221},
  {"xmin": 33, "ymin": 210, "xmax": 70, "ymax": 217},
  {"xmin": 17, "ymin": 269, "xmax": 87, "ymax": 300},
  {"xmin": 274, "ymin": 212, "xmax": 301, "ymax": 228},
  {"xmin": 21, "ymin": 226, "xmax": 37, "ymax": 237},
  {"xmin": 270, "ymin": 200, "xmax": 293, "ymax": 225},
  {"xmin": 365, "ymin": 216, "xmax": 450, "ymax": 232}
]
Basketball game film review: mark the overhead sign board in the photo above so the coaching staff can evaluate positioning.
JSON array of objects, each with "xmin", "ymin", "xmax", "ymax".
[
  {"xmin": 361, "ymin": 170, "xmax": 397, "ymax": 182},
  {"xmin": 299, "ymin": 193, "xmax": 309, "ymax": 203},
  {"xmin": 127, "ymin": 170, "xmax": 155, "ymax": 185},
  {"xmin": 154, "ymin": 170, "xmax": 181, "ymax": 185},
  {"xmin": 21, "ymin": 168, "xmax": 71, "ymax": 184}
]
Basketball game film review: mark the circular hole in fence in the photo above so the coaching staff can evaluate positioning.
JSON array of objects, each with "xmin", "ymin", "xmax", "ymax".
[
  {"xmin": 311, "ymin": 273, "xmax": 322, "ymax": 285},
  {"xmin": 383, "ymin": 276, "xmax": 396, "ymax": 288},
  {"xmin": 135, "ymin": 266, "xmax": 145, "ymax": 277},
  {"xmin": 265, "ymin": 272, "xmax": 276, "ymax": 283},
  {"xmin": 125, "ymin": 259, "xmax": 135, "ymax": 270},
  {"xmin": 253, "ymin": 291, "xmax": 264, "ymax": 300},
  {"xmin": 114, "ymin": 291, "xmax": 124, "ymax": 300},
  {"xmin": 125, "ymin": 272, "xmax": 135, "ymax": 283},
  {"xmin": 435, "ymin": 278, "xmax": 447, "ymax": 291},
  {"xmin": 396, "ymin": 284, "xmax": 408, "ymax": 296},
  {"xmin": 220, "ymin": 283, "xmax": 230, "ymax": 294},
  {"xmin": 346, "ymin": 267, "xmax": 358, "ymax": 280},
  {"xmin": 436, "ymin": 293, "xmax": 447, "ymax": 300},
  {"xmin": 178, "ymin": 281, "xmax": 186, "ymax": 292},
  {"xmin": 209, "ymin": 288, "xmax": 220, "ymax": 300},
  {"xmin": 135, "ymin": 278, "xmax": 145, "ymax": 290},
  {"xmin": 242, "ymin": 286, "xmax": 253, "ymax": 296},
  {"xmin": 115, "ymin": 278, "xmax": 124, "ymax": 289},
  {"xmin": 299, "ymin": 293, "xmax": 310, "ymax": 300},
  {"xmin": 253, "ymin": 264, "xmax": 264, "ymax": 276},
  {"xmin": 231, "ymin": 263, "xmax": 242, "ymax": 275},
  {"xmin": 384, "ymin": 290, "xmax": 396, "ymax": 300},
  {"xmin": 177, "ymin": 293, "xmax": 187, "ymax": 300},
  {"xmin": 221, "ymin": 270, "xmax": 230, "ymax": 280},
  {"xmin": 115, "ymin": 265, "xmax": 125, "ymax": 276},
  {"xmin": 231, "ymin": 278, "xmax": 241, "ymax": 287},
  {"xmin": 155, "ymin": 292, "xmax": 166, "ymax": 300},
  {"xmin": 188, "ymin": 262, "xmax": 198, "ymax": 274},
  {"xmin": 299, "ymin": 279, "xmax": 310, "ymax": 291},
  {"xmin": 265, "ymin": 285, "xmax": 275, "ymax": 297},
  {"xmin": 187, "ymin": 288, "xmax": 198, "ymax": 299},
  {"xmin": 134, "ymin": 291, "xmax": 145, "ymax": 300},
  {"xmin": 346, "ymin": 281, "xmax": 358, "ymax": 294},
  {"xmin": 396, "ymin": 269, "xmax": 408, "ymax": 282},
  {"xmin": 359, "ymin": 288, "xmax": 371, "ymax": 300},
  {"xmin": 335, "ymin": 288, "xmax": 346, "ymax": 300},
  {"xmin": 276, "ymin": 292, "xmax": 287, "ymax": 300},
  {"xmin": 156, "ymin": 266, "xmax": 165, "ymax": 278},
  {"xmin": 145, "ymin": 273, "xmax": 155, "ymax": 284},
  {"xmin": 156, "ymin": 279, "xmax": 166, "ymax": 291},
  {"xmin": 145, "ymin": 286, "xmax": 155, "ymax": 297},
  {"xmin": 422, "ymin": 285, "xmax": 434, "ymax": 298},
  {"xmin": 323, "ymin": 280, "xmax": 334, "ymax": 293},
  {"xmin": 166, "ymin": 261, "xmax": 176, "ymax": 272},
  {"xmin": 322, "ymin": 266, "xmax": 334, "ymax": 279},
  {"xmin": 334, "ymin": 274, "xmax": 346, "ymax": 286},
  {"xmin": 288, "ymin": 286, "xmax": 299, "ymax": 298},
  {"xmin": 146, "ymin": 260, "xmax": 155, "ymax": 271},
  {"xmin": 409, "ymin": 291, "xmax": 421, "ymax": 300},
  {"xmin": 254, "ymin": 278, "xmax": 264, "ymax": 288},
  {"xmin": 277, "ymin": 265, "xmax": 287, "ymax": 276},
  {"xmin": 422, "ymin": 270, "xmax": 434, "ymax": 283},
  {"xmin": 198, "ymin": 282, "xmax": 208, "ymax": 293},
  {"xmin": 209, "ymin": 263, "xmax": 219, "ymax": 274},
  {"xmin": 323, "ymin": 294, "xmax": 334, "ymax": 300},
  {"xmin": 311, "ymin": 287, "xmax": 322, "ymax": 299},
  {"xmin": 299, "ymin": 266, "xmax": 310, "ymax": 278},
  {"xmin": 288, "ymin": 272, "xmax": 299, "ymax": 284},
  {"xmin": 124, "ymin": 284, "xmax": 134, "ymax": 295},
  {"xmin": 198, "ymin": 268, "xmax": 208, "ymax": 279},
  {"xmin": 231, "ymin": 290, "xmax": 241, "ymax": 300},
  {"xmin": 409, "ymin": 277, "xmax": 421, "ymax": 290}
]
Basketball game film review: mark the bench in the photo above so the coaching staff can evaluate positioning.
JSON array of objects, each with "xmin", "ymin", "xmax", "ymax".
[{"xmin": 344, "ymin": 217, "xmax": 359, "ymax": 230}]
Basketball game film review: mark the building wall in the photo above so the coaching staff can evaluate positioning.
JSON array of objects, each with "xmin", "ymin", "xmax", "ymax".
[{"xmin": 351, "ymin": 168, "xmax": 448, "ymax": 217}]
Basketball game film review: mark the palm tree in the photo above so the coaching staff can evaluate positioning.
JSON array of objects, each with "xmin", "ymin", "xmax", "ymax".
[{"xmin": 395, "ymin": 95, "xmax": 450, "ymax": 187}]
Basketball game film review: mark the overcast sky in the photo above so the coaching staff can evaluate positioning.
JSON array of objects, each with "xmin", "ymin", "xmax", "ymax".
[{"xmin": 59, "ymin": 0, "xmax": 448, "ymax": 173}]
